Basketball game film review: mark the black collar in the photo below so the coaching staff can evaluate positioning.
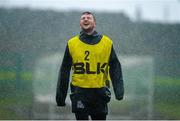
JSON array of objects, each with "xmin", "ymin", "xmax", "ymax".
[
  {"xmin": 79, "ymin": 31, "xmax": 102, "ymax": 45},
  {"xmin": 80, "ymin": 31, "xmax": 99, "ymax": 37}
]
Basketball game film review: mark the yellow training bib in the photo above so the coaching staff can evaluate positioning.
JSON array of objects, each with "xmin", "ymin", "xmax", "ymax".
[{"xmin": 68, "ymin": 35, "xmax": 112, "ymax": 88}]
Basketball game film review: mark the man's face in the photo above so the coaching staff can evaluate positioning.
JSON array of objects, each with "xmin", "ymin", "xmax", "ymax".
[{"xmin": 80, "ymin": 14, "xmax": 96, "ymax": 33}]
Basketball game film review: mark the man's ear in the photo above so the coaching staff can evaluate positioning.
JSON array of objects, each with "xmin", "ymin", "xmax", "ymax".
[{"xmin": 94, "ymin": 22, "xmax": 96, "ymax": 28}]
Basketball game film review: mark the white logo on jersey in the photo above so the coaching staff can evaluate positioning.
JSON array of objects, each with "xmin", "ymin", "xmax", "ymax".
[{"xmin": 77, "ymin": 100, "xmax": 84, "ymax": 109}]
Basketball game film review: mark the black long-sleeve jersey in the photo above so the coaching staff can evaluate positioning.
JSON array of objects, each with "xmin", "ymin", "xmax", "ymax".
[{"xmin": 56, "ymin": 31, "xmax": 124, "ymax": 106}]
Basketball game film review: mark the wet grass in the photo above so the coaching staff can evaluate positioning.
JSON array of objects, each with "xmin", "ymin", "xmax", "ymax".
[
  {"xmin": 154, "ymin": 77, "xmax": 180, "ymax": 119},
  {"xmin": 0, "ymin": 91, "xmax": 33, "ymax": 119},
  {"xmin": 0, "ymin": 76, "xmax": 180, "ymax": 119},
  {"xmin": 155, "ymin": 102, "xmax": 180, "ymax": 119}
]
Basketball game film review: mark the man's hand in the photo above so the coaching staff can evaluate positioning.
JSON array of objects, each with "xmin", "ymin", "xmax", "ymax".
[
  {"xmin": 57, "ymin": 102, "xmax": 66, "ymax": 106},
  {"xmin": 116, "ymin": 96, "xmax": 123, "ymax": 101}
]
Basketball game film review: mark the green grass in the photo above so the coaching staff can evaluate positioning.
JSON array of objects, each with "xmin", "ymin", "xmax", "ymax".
[
  {"xmin": 0, "ymin": 91, "xmax": 33, "ymax": 119},
  {"xmin": 109, "ymin": 100, "xmax": 132, "ymax": 115},
  {"xmin": 154, "ymin": 76, "xmax": 180, "ymax": 119},
  {"xmin": 0, "ymin": 106, "xmax": 19, "ymax": 119},
  {"xmin": 1, "ymin": 75, "xmax": 180, "ymax": 119},
  {"xmin": 155, "ymin": 77, "xmax": 180, "ymax": 86},
  {"xmin": 155, "ymin": 102, "xmax": 180, "ymax": 119}
]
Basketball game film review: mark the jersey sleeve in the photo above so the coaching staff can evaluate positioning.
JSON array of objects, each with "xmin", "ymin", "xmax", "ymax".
[
  {"xmin": 109, "ymin": 45, "xmax": 124, "ymax": 100},
  {"xmin": 56, "ymin": 45, "xmax": 72, "ymax": 106}
]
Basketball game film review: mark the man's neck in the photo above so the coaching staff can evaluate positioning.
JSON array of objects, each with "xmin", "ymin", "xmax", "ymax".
[{"xmin": 83, "ymin": 29, "xmax": 95, "ymax": 35}]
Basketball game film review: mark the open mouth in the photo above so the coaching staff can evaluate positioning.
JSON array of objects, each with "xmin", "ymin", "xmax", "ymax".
[{"xmin": 83, "ymin": 22, "xmax": 89, "ymax": 26}]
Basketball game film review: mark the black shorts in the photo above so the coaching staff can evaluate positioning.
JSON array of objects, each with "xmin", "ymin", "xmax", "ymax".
[{"xmin": 70, "ymin": 85, "xmax": 111, "ymax": 115}]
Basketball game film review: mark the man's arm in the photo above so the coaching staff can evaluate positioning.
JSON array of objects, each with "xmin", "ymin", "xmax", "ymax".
[
  {"xmin": 56, "ymin": 45, "xmax": 72, "ymax": 106},
  {"xmin": 109, "ymin": 45, "xmax": 124, "ymax": 100}
]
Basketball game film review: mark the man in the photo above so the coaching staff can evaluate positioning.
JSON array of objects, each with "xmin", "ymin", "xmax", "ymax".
[{"xmin": 56, "ymin": 11, "xmax": 124, "ymax": 120}]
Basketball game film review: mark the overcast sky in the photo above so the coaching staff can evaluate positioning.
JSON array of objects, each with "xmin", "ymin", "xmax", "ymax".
[{"xmin": 1, "ymin": 0, "xmax": 180, "ymax": 23}]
